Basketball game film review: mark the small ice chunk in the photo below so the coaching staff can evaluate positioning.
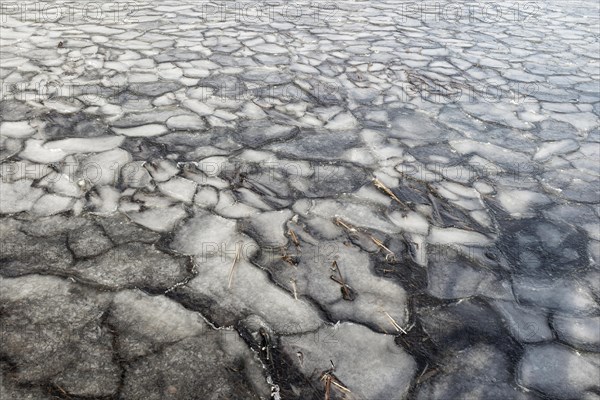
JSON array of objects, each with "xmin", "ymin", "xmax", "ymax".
[
  {"xmin": 0, "ymin": 180, "xmax": 44, "ymax": 214},
  {"xmin": 87, "ymin": 186, "xmax": 121, "ymax": 214},
  {"xmin": 428, "ymin": 227, "xmax": 491, "ymax": 246},
  {"xmin": 474, "ymin": 180, "xmax": 495, "ymax": 195},
  {"xmin": 428, "ymin": 257, "xmax": 512, "ymax": 300},
  {"xmin": 158, "ymin": 177, "xmax": 197, "ymax": 203},
  {"xmin": 112, "ymin": 124, "xmax": 167, "ymax": 137},
  {"xmin": 153, "ymin": 93, "xmax": 176, "ymax": 106},
  {"xmin": 32, "ymin": 194, "xmax": 73, "ymax": 216},
  {"xmin": 513, "ymin": 277, "xmax": 599, "ymax": 316},
  {"xmin": 245, "ymin": 210, "xmax": 293, "ymax": 247},
  {"xmin": 194, "ymin": 185, "xmax": 219, "ymax": 208},
  {"xmin": 517, "ymin": 343, "xmax": 600, "ymax": 399},
  {"xmin": 133, "ymin": 192, "xmax": 175, "ymax": 209},
  {"xmin": 325, "ymin": 112, "xmax": 358, "ymax": 130},
  {"xmin": 235, "ymin": 188, "xmax": 273, "ymax": 211},
  {"xmin": 290, "ymin": 63, "xmax": 319, "ymax": 74},
  {"xmin": 127, "ymin": 205, "xmax": 187, "ymax": 232},
  {"xmin": 461, "ymin": 102, "xmax": 533, "ymax": 130},
  {"xmin": 553, "ymin": 112, "xmax": 599, "ymax": 131},
  {"xmin": 0, "ymin": 136, "xmax": 22, "ymax": 160},
  {"xmin": 388, "ymin": 211, "xmax": 429, "ymax": 235},
  {"xmin": 491, "ymin": 300, "xmax": 553, "ymax": 343},
  {"xmin": 552, "ymin": 315, "xmax": 600, "ymax": 351},
  {"xmin": 166, "ymin": 114, "xmax": 206, "ymax": 130},
  {"xmin": 252, "ymin": 43, "xmax": 287, "ymax": 54},
  {"xmin": 450, "ymin": 139, "xmax": 531, "ymax": 167},
  {"xmin": 80, "ymin": 149, "xmax": 132, "ymax": 187},
  {"xmin": 157, "ymin": 64, "xmax": 183, "ymax": 80},
  {"xmin": 470, "ymin": 210, "xmax": 492, "ymax": 228},
  {"xmin": 145, "ymin": 159, "xmax": 179, "ymax": 182},
  {"xmin": 43, "ymin": 99, "xmax": 83, "ymax": 114},
  {"xmin": 240, "ymin": 102, "xmax": 267, "ymax": 119},
  {"xmin": 534, "ymin": 139, "xmax": 579, "ymax": 161},
  {"xmin": 497, "ymin": 190, "xmax": 550, "ymax": 218},
  {"xmin": 342, "ymin": 147, "xmax": 376, "ymax": 166},
  {"xmin": 214, "ymin": 191, "xmax": 260, "ymax": 218},
  {"xmin": 121, "ymin": 161, "xmax": 152, "ymax": 189},
  {"xmin": 39, "ymin": 172, "xmax": 82, "ymax": 197},
  {"xmin": 128, "ymin": 73, "xmax": 158, "ymax": 84},
  {"xmin": 182, "ymin": 99, "xmax": 215, "ymax": 116},
  {"xmin": 171, "ymin": 213, "xmax": 241, "ymax": 257},
  {"xmin": 0, "ymin": 100, "xmax": 34, "ymax": 121},
  {"xmin": 391, "ymin": 110, "xmax": 444, "ymax": 142},
  {"xmin": 0, "ymin": 121, "xmax": 35, "ymax": 138},
  {"xmin": 44, "ymin": 136, "xmax": 124, "ymax": 154},
  {"xmin": 19, "ymin": 139, "xmax": 68, "ymax": 163}
]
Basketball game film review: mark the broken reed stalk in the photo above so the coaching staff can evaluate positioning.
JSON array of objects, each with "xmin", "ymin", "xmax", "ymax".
[
  {"xmin": 227, "ymin": 245, "xmax": 241, "ymax": 289},
  {"xmin": 259, "ymin": 327, "xmax": 272, "ymax": 362},
  {"xmin": 330, "ymin": 379, "xmax": 351, "ymax": 393},
  {"xmin": 320, "ymin": 364, "xmax": 351, "ymax": 400},
  {"xmin": 416, "ymin": 364, "xmax": 439, "ymax": 384},
  {"xmin": 288, "ymin": 228, "xmax": 300, "ymax": 247},
  {"xmin": 334, "ymin": 217, "xmax": 357, "ymax": 232},
  {"xmin": 281, "ymin": 251, "xmax": 297, "ymax": 266},
  {"xmin": 55, "ymin": 386, "xmax": 69, "ymax": 396},
  {"xmin": 370, "ymin": 236, "xmax": 397, "ymax": 261},
  {"xmin": 281, "ymin": 244, "xmax": 300, "ymax": 266},
  {"xmin": 383, "ymin": 310, "xmax": 407, "ymax": 334},
  {"xmin": 330, "ymin": 261, "xmax": 354, "ymax": 301},
  {"xmin": 323, "ymin": 373, "xmax": 331, "ymax": 400},
  {"xmin": 373, "ymin": 178, "xmax": 404, "ymax": 205}
]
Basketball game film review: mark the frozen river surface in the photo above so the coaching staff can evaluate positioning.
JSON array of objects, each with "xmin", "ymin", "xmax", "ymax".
[{"xmin": 1, "ymin": 1, "xmax": 599, "ymax": 399}]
